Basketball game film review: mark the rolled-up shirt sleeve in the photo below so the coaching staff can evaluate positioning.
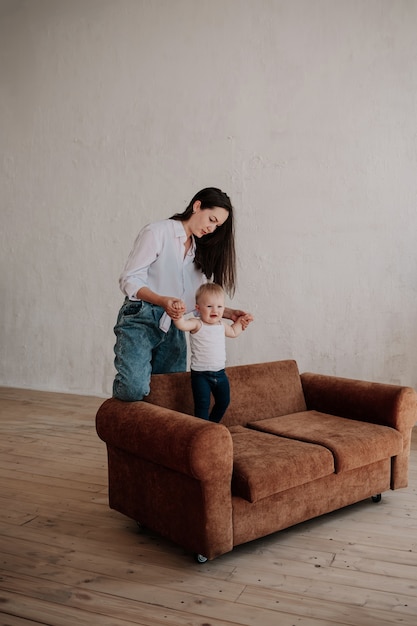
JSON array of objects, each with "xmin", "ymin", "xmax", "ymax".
[{"xmin": 119, "ymin": 225, "xmax": 159, "ymax": 300}]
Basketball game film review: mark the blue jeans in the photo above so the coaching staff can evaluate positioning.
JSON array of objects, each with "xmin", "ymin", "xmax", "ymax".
[
  {"xmin": 190, "ymin": 369, "xmax": 230, "ymax": 423},
  {"xmin": 113, "ymin": 299, "xmax": 186, "ymax": 401}
]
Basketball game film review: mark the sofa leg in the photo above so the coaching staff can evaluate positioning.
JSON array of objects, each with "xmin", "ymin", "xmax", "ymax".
[
  {"xmin": 194, "ymin": 553, "xmax": 208, "ymax": 564},
  {"xmin": 371, "ymin": 493, "xmax": 382, "ymax": 503}
]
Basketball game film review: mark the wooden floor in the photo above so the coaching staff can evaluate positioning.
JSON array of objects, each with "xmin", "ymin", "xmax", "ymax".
[{"xmin": 0, "ymin": 388, "xmax": 417, "ymax": 626}]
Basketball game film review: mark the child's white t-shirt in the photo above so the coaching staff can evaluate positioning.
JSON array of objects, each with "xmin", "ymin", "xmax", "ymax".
[{"xmin": 190, "ymin": 322, "xmax": 226, "ymax": 372}]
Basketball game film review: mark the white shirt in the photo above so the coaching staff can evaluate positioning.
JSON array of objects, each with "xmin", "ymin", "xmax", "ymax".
[
  {"xmin": 119, "ymin": 219, "xmax": 206, "ymax": 330},
  {"xmin": 190, "ymin": 321, "xmax": 227, "ymax": 371}
]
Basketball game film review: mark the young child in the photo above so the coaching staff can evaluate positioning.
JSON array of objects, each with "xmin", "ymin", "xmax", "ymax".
[{"xmin": 173, "ymin": 282, "xmax": 253, "ymax": 422}]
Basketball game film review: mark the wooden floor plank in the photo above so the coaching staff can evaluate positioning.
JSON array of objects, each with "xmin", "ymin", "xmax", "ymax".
[
  {"xmin": 0, "ymin": 571, "xmax": 339, "ymax": 626},
  {"xmin": 238, "ymin": 584, "xmax": 417, "ymax": 625},
  {"xmin": 0, "ymin": 588, "xmax": 147, "ymax": 626},
  {"xmin": 0, "ymin": 613, "xmax": 51, "ymax": 626},
  {"xmin": 0, "ymin": 536, "xmax": 247, "ymax": 604}
]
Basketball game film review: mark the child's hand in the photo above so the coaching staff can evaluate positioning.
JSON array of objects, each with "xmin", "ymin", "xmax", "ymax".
[
  {"xmin": 165, "ymin": 298, "xmax": 186, "ymax": 319},
  {"xmin": 239, "ymin": 313, "xmax": 253, "ymax": 330},
  {"xmin": 229, "ymin": 309, "xmax": 253, "ymax": 327}
]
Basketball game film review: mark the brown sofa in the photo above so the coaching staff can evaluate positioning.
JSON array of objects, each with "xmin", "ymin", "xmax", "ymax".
[{"xmin": 96, "ymin": 360, "xmax": 417, "ymax": 562}]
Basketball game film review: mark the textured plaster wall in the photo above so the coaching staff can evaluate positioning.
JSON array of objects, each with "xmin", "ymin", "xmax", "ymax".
[{"xmin": 1, "ymin": 0, "xmax": 417, "ymax": 396}]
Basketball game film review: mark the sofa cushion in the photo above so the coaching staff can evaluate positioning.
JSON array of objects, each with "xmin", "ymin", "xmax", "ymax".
[
  {"xmin": 222, "ymin": 360, "xmax": 307, "ymax": 428},
  {"xmin": 146, "ymin": 360, "xmax": 308, "ymax": 427},
  {"xmin": 248, "ymin": 411, "xmax": 403, "ymax": 473},
  {"xmin": 229, "ymin": 425, "xmax": 334, "ymax": 503}
]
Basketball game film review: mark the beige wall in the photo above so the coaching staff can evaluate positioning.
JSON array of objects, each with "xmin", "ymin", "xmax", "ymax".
[{"xmin": 1, "ymin": 0, "xmax": 417, "ymax": 396}]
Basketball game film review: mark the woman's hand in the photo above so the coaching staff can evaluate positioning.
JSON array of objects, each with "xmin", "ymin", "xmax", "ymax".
[
  {"xmin": 224, "ymin": 307, "xmax": 254, "ymax": 329},
  {"xmin": 136, "ymin": 287, "xmax": 186, "ymax": 320},
  {"xmin": 165, "ymin": 297, "xmax": 186, "ymax": 320},
  {"xmin": 238, "ymin": 313, "xmax": 254, "ymax": 330}
]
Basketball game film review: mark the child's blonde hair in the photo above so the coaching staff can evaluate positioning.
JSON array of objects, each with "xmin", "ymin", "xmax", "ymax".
[{"xmin": 195, "ymin": 282, "xmax": 225, "ymax": 303}]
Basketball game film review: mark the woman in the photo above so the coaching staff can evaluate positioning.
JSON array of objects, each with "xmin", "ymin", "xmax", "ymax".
[{"xmin": 113, "ymin": 187, "xmax": 252, "ymax": 401}]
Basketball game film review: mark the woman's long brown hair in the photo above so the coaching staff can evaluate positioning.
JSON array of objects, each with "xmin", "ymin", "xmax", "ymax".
[{"xmin": 170, "ymin": 187, "xmax": 236, "ymax": 297}]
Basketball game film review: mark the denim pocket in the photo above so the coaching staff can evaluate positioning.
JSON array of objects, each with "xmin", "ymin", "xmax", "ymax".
[{"xmin": 121, "ymin": 301, "xmax": 143, "ymax": 317}]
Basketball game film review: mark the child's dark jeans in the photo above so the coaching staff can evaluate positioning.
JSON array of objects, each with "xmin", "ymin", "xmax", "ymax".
[{"xmin": 190, "ymin": 368, "xmax": 230, "ymax": 422}]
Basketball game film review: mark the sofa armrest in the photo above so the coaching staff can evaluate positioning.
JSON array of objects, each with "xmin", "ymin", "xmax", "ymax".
[
  {"xmin": 96, "ymin": 398, "xmax": 233, "ymax": 481},
  {"xmin": 300, "ymin": 372, "xmax": 417, "ymax": 433}
]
